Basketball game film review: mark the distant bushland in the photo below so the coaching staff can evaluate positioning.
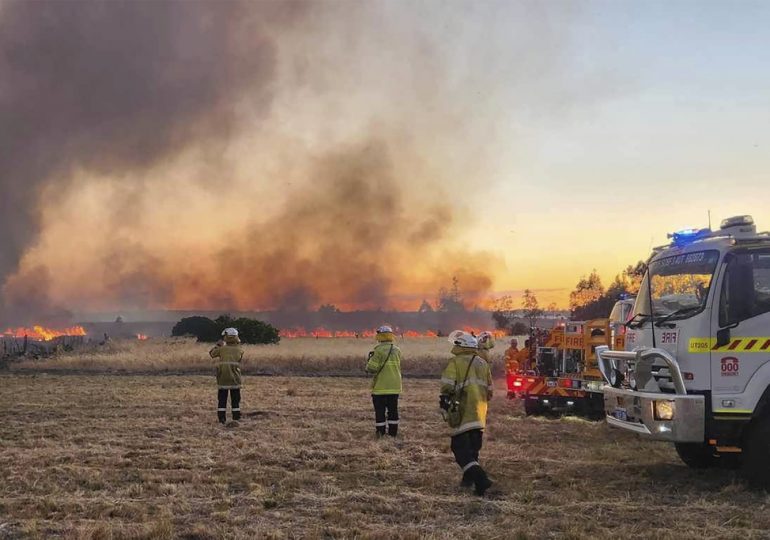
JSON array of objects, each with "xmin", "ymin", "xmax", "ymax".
[{"xmin": 172, "ymin": 315, "xmax": 280, "ymax": 345}]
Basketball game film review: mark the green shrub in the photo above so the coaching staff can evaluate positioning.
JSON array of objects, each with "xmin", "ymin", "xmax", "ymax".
[{"xmin": 172, "ymin": 315, "xmax": 280, "ymax": 344}]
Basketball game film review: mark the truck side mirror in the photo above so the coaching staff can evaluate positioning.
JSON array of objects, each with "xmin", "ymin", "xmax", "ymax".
[{"xmin": 716, "ymin": 327, "xmax": 732, "ymax": 348}]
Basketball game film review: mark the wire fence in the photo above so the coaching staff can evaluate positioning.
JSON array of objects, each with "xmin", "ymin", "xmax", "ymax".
[{"xmin": 1, "ymin": 335, "xmax": 87, "ymax": 362}]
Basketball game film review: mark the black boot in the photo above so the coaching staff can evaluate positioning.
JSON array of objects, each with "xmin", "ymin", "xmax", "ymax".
[
  {"xmin": 460, "ymin": 469, "xmax": 473, "ymax": 487},
  {"xmin": 388, "ymin": 422, "xmax": 398, "ymax": 437},
  {"xmin": 470, "ymin": 465, "xmax": 492, "ymax": 496},
  {"xmin": 376, "ymin": 424, "xmax": 386, "ymax": 437}
]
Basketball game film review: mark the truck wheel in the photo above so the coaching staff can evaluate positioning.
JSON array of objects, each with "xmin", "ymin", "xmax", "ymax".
[
  {"xmin": 524, "ymin": 398, "xmax": 541, "ymax": 416},
  {"xmin": 740, "ymin": 415, "xmax": 770, "ymax": 488},
  {"xmin": 716, "ymin": 453, "xmax": 742, "ymax": 470},
  {"xmin": 674, "ymin": 443, "xmax": 716, "ymax": 469}
]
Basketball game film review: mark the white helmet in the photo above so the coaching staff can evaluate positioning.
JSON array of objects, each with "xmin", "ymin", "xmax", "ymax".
[
  {"xmin": 448, "ymin": 330, "xmax": 478, "ymax": 348},
  {"xmin": 477, "ymin": 331, "xmax": 494, "ymax": 347},
  {"xmin": 222, "ymin": 327, "xmax": 239, "ymax": 337},
  {"xmin": 376, "ymin": 325, "xmax": 393, "ymax": 334}
]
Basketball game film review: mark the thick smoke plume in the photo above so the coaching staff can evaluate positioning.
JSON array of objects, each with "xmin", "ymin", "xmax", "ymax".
[
  {"xmin": 1, "ymin": 1, "xmax": 583, "ymax": 322},
  {"xmin": 0, "ymin": 0, "xmax": 305, "ymax": 323}
]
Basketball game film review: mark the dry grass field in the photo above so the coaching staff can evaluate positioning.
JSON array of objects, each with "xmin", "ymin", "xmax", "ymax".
[
  {"xmin": 1, "ymin": 370, "xmax": 769, "ymax": 539},
  {"xmin": 7, "ymin": 338, "xmax": 514, "ymax": 378}
]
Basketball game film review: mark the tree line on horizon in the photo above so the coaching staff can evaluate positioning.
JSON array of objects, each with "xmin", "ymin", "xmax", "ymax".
[{"xmin": 489, "ymin": 261, "xmax": 648, "ymax": 332}]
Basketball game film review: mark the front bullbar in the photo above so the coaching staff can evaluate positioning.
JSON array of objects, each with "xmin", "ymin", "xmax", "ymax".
[
  {"xmin": 602, "ymin": 386, "xmax": 705, "ymax": 442},
  {"xmin": 596, "ymin": 345, "xmax": 687, "ymax": 394},
  {"xmin": 597, "ymin": 346, "xmax": 705, "ymax": 443}
]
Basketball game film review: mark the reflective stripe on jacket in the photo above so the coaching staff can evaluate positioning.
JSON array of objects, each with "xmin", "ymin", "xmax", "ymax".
[
  {"xmin": 210, "ymin": 343, "xmax": 244, "ymax": 389},
  {"xmin": 440, "ymin": 346, "xmax": 493, "ymax": 435},
  {"xmin": 366, "ymin": 342, "xmax": 402, "ymax": 395}
]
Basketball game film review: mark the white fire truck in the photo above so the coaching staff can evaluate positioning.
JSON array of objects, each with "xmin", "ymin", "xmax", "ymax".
[{"xmin": 597, "ymin": 215, "xmax": 770, "ymax": 487}]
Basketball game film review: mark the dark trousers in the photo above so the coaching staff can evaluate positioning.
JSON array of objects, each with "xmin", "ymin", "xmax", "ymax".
[
  {"xmin": 451, "ymin": 429, "xmax": 490, "ymax": 493},
  {"xmin": 372, "ymin": 394, "xmax": 399, "ymax": 436},
  {"xmin": 451, "ymin": 429, "xmax": 483, "ymax": 469},
  {"xmin": 217, "ymin": 388, "xmax": 241, "ymax": 423}
]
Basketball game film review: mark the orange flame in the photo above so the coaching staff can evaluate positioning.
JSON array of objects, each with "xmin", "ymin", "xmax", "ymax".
[
  {"xmin": 461, "ymin": 327, "xmax": 507, "ymax": 338},
  {"xmin": 136, "ymin": 333, "xmax": 149, "ymax": 341},
  {"xmin": 2, "ymin": 325, "xmax": 87, "ymax": 341}
]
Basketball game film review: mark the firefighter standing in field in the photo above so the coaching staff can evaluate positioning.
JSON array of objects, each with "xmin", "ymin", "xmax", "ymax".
[
  {"xmin": 504, "ymin": 339, "xmax": 520, "ymax": 397},
  {"xmin": 210, "ymin": 327, "xmax": 244, "ymax": 425},
  {"xmin": 520, "ymin": 338, "xmax": 533, "ymax": 372},
  {"xmin": 365, "ymin": 325, "xmax": 402, "ymax": 437},
  {"xmin": 440, "ymin": 331, "xmax": 494, "ymax": 496},
  {"xmin": 476, "ymin": 331, "xmax": 496, "ymax": 361}
]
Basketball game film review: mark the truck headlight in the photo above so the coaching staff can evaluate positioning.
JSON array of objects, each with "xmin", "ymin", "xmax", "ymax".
[
  {"xmin": 654, "ymin": 400, "xmax": 675, "ymax": 421},
  {"xmin": 628, "ymin": 371, "xmax": 637, "ymax": 391},
  {"xmin": 609, "ymin": 368, "xmax": 624, "ymax": 388}
]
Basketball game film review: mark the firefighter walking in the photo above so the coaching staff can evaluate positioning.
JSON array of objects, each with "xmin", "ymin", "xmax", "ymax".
[
  {"xmin": 365, "ymin": 325, "xmax": 402, "ymax": 437},
  {"xmin": 440, "ymin": 330, "xmax": 494, "ymax": 496},
  {"xmin": 504, "ymin": 338, "xmax": 520, "ymax": 397},
  {"xmin": 210, "ymin": 327, "xmax": 244, "ymax": 425}
]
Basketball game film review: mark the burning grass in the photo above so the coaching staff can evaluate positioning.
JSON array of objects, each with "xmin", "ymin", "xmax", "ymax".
[
  {"xmin": 1, "ymin": 374, "xmax": 769, "ymax": 539},
  {"xmin": 7, "ymin": 337, "xmax": 511, "ymax": 378},
  {"xmin": 2, "ymin": 325, "xmax": 87, "ymax": 341}
]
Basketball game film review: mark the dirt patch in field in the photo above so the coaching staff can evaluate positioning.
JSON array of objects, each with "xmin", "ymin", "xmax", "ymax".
[{"xmin": 1, "ymin": 374, "xmax": 768, "ymax": 539}]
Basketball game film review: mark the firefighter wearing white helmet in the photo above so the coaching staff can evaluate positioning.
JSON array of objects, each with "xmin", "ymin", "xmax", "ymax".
[
  {"xmin": 476, "ymin": 331, "xmax": 496, "ymax": 361},
  {"xmin": 365, "ymin": 325, "xmax": 403, "ymax": 437},
  {"xmin": 209, "ymin": 327, "xmax": 244, "ymax": 425},
  {"xmin": 439, "ymin": 330, "xmax": 494, "ymax": 496}
]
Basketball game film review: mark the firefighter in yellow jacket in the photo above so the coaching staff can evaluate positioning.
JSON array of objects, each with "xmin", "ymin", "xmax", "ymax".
[
  {"xmin": 365, "ymin": 325, "xmax": 402, "ymax": 437},
  {"xmin": 440, "ymin": 330, "xmax": 494, "ymax": 496},
  {"xmin": 504, "ymin": 339, "xmax": 520, "ymax": 397},
  {"xmin": 209, "ymin": 327, "xmax": 244, "ymax": 425},
  {"xmin": 477, "ymin": 331, "xmax": 495, "ymax": 361}
]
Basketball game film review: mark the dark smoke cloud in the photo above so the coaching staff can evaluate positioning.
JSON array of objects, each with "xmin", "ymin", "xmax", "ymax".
[
  {"xmin": 0, "ymin": 0, "xmax": 305, "ymax": 324},
  {"xmin": 0, "ymin": 1, "xmax": 563, "ymax": 321},
  {"xmin": 160, "ymin": 140, "xmax": 465, "ymax": 312}
]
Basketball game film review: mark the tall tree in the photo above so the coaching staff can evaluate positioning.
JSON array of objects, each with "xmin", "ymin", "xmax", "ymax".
[
  {"xmin": 437, "ymin": 276, "xmax": 465, "ymax": 312},
  {"xmin": 569, "ymin": 270, "xmax": 605, "ymax": 312},
  {"xmin": 522, "ymin": 289, "xmax": 543, "ymax": 328}
]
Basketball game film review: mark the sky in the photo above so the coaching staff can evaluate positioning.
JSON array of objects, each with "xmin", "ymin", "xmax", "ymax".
[
  {"xmin": 1, "ymin": 0, "xmax": 769, "ymax": 321},
  {"xmin": 470, "ymin": 0, "xmax": 770, "ymax": 304}
]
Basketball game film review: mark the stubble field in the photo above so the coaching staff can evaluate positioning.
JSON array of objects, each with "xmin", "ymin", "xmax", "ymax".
[{"xmin": 1, "ymin": 339, "xmax": 769, "ymax": 539}]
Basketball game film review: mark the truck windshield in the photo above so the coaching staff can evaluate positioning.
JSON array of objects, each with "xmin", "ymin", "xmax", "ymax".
[{"xmin": 634, "ymin": 250, "xmax": 720, "ymax": 320}]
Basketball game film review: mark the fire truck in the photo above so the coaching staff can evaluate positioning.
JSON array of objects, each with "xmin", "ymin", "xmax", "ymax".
[
  {"xmin": 597, "ymin": 215, "xmax": 770, "ymax": 487},
  {"xmin": 520, "ymin": 298, "xmax": 634, "ymax": 418}
]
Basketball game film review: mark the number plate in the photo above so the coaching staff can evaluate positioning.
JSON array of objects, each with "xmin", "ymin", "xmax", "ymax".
[
  {"xmin": 659, "ymin": 329, "xmax": 679, "ymax": 348},
  {"xmin": 547, "ymin": 379, "xmax": 557, "ymax": 387},
  {"xmin": 613, "ymin": 408, "xmax": 628, "ymax": 421}
]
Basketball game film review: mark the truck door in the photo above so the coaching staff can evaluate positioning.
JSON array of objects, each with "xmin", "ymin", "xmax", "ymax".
[{"xmin": 711, "ymin": 248, "xmax": 770, "ymax": 412}]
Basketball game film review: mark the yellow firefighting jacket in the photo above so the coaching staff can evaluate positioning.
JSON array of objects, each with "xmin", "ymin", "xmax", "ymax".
[
  {"xmin": 366, "ymin": 340, "xmax": 402, "ymax": 395},
  {"xmin": 210, "ymin": 338, "xmax": 244, "ymax": 389},
  {"xmin": 504, "ymin": 346, "xmax": 520, "ymax": 374},
  {"xmin": 441, "ymin": 346, "xmax": 493, "ymax": 435},
  {"xmin": 477, "ymin": 334, "xmax": 495, "ymax": 361}
]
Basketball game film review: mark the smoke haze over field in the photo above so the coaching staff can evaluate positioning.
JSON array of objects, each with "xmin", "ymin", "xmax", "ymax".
[{"xmin": 0, "ymin": 0, "xmax": 588, "ymax": 323}]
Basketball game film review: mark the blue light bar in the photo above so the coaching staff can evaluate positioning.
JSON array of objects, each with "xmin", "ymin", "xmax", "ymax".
[{"xmin": 668, "ymin": 227, "xmax": 710, "ymax": 246}]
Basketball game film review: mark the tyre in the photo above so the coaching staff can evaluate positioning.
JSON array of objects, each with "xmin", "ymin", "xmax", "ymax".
[
  {"xmin": 741, "ymin": 415, "xmax": 770, "ymax": 488},
  {"xmin": 716, "ymin": 452, "xmax": 743, "ymax": 470},
  {"xmin": 581, "ymin": 396, "xmax": 605, "ymax": 421},
  {"xmin": 674, "ymin": 442, "xmax": 716, "ymax": 469},
  {"xmin": 524, "ymin": 397, "xmax": 541, "ymax": 416}
]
